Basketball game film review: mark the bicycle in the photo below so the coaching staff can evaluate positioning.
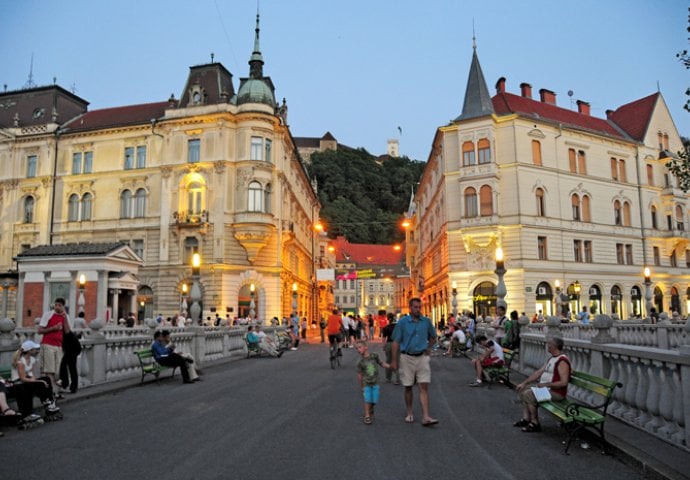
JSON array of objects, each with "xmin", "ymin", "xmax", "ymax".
[{"xmin": 328, "ymin": 334, "xmax": 342, "ymax": 369}]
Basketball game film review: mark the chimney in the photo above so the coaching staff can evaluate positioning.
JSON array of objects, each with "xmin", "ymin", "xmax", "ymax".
[
  {"xmin": 605, "ymin": 109, "xmax": 614, "ymax": 118},
  {"xmin": 539, "ymin": 88, "xmax": 556, "ymax": 105},
  {"xmin": 495, "ymin": 77, "xmax": 506, "ymax": 94},
  {"xmin": 576, "ymin": 100, "xmax": 590, "ymax": 116},
  {"xmin": 520, "ymin": 82, "xmax": 532, "ymax": 99}
]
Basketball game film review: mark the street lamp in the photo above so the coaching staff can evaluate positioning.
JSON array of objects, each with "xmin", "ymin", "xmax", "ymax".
[
  {"xmin": 181, "ymin": 283, "xmax": 188, "ymax": 316},
  {"xmin": 451, "ymin": 281, "xmax": 458, "ymax": 319},
  {"xmin": 249, "ymin": 283, "xmax": 256, "ymax": 320},
  {"xmin": 644, "ymin": 267, "xmax": 653, "ymax": 321},
  {"xmin": 292, "ymin": 282, "xmax": 298, "ymax": 320},
  {"xmin": 190, "ymin": 253, "xmax": 202, "ymax": 325},
  {"xmin": 573, "ymin": 280, "xmax": 582, "ymax": 314},
  {"xmin": 78, "ymin": 274, "xmax": 86, "ymax": 314},
  {"xmin": 494, "ymin": 247, "xmax": 507, "ymax": 309}
]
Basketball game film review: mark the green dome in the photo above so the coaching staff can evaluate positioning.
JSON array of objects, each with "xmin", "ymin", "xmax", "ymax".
[{"xmin": 237, "ymin": 79, "xmax": 276, "ymax": 107}]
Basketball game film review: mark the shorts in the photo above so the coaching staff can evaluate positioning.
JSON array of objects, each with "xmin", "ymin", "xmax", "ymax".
[
  {"xmin": 327, "ymin": 333, "xmax": 342, "ymax": 344},
  {"xmin": 363, "ymin": 384, "xmax": 380, "ymax": 404},
  {"xmin": 40, "ymin": 344, "xmax": 62, "ymax": 374},
  {"xmin": 519, "ymin": 382, "xmax": 565, "ymax": 406},
  {"xmin": 481, "ymin": 357, "xmax": 504, "ymax": 368},
  {"xmin": 399, "ymin": 353, "xmax": 431, "ymax": 387}
]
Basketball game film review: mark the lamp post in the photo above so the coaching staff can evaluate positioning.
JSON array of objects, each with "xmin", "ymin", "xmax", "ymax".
[
  {"xmin": 292, "ymin": 282, "xmax": 298, "ymax": 320},
  {"xmin": 644, "ymin": 267, "xmax": 653, "ymax": 321},
  {"xmin": 181, "ymin": 284, "xmax": 188, "ymax": 316},
  {"xmin": 249, "ymin": 283, "xmax": 256, "ymax": 321},
  {"xmin": 554, "ymin": 280, "xmax": 562, "ymax": 317},
  {"xmin": 190, "ymin": 253, "xmax": 202, "ymax": 325},
  {"xmin": 451, "ymin": 281, "xmax": 458, "ymax": 319},
  {"xmin": 573, "ymin": 280, "xmax": 582, "ymax": 315},
  {"xmin": 78, "ymin": 274, "xmax": 86, "ymax": 314},
  {"xmin": 494, "ymin": 247, "xmax": 507, "ymax": 309}
]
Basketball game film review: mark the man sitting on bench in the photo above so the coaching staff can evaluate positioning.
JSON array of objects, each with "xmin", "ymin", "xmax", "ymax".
[
  {"xmin": 151, "ymin": 331, "xmax": 198, "ymax": 384},
  {"xmin": 514, "ymin": 336, "xmax": 571, "ymax": 432},
  {"xmin": 469, "ymin": 335, "xmax": 504, "ymax": 386},
  {"xmin": 255, "ymin": 325, "xmax": 283, "ymax": 358}
]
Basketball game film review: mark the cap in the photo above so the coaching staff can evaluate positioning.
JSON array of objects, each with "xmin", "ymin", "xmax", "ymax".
[{"xmin": 21, "ymin": 340, "xmax": 41, "ymax": 352}]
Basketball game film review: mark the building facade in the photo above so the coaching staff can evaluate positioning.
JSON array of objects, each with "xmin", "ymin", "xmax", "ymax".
[
  {"xmin": 408, "ymin": 46, "xmax": 689, "ymax": 322},
  {"xmin": 0, "ymin": 15, "xmax": 321, "ymax": 325}
]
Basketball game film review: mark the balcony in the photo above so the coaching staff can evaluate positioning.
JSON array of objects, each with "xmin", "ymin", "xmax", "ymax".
[
  {"xmin": 232, "ymin": 211, "xmax": 276, "ymax": 263},
  {"xmin": 172, "ymin": 210, "xmax": 208, "ymax": 235}
]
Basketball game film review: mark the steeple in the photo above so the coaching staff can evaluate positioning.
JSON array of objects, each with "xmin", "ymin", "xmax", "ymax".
[
  {"xmin": 454, "ymin": 44, "xmax": 494, "ymax": 122},
  {"xmin": 249, "ymin": 12, "xmax": 264, "ymax": 78}
]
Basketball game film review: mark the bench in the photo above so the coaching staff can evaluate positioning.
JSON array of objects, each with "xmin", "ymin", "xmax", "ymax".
[
  {"xmin": 133, "ymin": 349, "xmax": 176, "ymax": 384},
  {"xmin": 483, "ymin": 348, "xmax": 516, "ymax": 388},
  {"xmin": 539, "ymin": 370, "xmax": 622, "ymax": 454},
  {"xmin": 0, "ymin": 366, "xmax": 15, "ymax": 403},
  {"xmin": 243, "ymin": 335, "xmax": 265, "ymax": 358}
]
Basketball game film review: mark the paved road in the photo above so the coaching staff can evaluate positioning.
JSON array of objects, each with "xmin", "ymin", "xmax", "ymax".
[{"xmin": 1, "ymin": 342, "xmax": 645, "ymax": 480}]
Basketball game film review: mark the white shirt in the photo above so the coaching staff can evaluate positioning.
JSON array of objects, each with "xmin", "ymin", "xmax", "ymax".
[
  {"xmin": 451, "ymin": 329, "xmax": 466, "ymax": 343},
  {"xmin": 11, "ymin": 355, "xmax": 36, "ymax": 382},
  {"xmin": 489, "ymin": 341, "xmax": 504, "ymax": 360}
]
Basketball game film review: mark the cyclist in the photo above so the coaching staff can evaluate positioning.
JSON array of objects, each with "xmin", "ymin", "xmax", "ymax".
[{"xmin": 327, "ymin": 308, "xmax": 343, "ymax": 358}]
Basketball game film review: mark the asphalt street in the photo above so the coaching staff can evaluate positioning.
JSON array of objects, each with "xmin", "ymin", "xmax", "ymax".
[{"xmin": 1, "ymin": 342, "xmax": 647, "ymax": 480}]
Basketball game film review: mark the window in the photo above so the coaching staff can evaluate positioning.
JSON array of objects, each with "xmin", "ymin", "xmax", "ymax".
[
  {"xmin": 479, "ymin": 185, "xmax": 493, "ymax": 216},
  {"xmin": 120, "ymin": 190, "xmax": 132, "ymax": 219},
  {"xmin": 125, "ymin": 147, "xmax": 134, "ymax": 169},
  {"xmin": 667, "ymin": 214, "xmax": 673, "ymax": 230},
  {"xmin": 571, "ymin": 194, "xmax": 581, "ymax": 221},
  {"xmin": 68, "ymin": 194, "xmax": 79, "ymax": 221},
  {"xmin": 670, "ymin": 250, "xmax": 677, "ymax": 267},
  {"xmin": 647, "ymin": 164, "xmax": 654, "ymax": 186},
  {"xmin": 611, "ymin": 158, "xmax": 618, "ymax": 181},
  {"xmin": 619, "ymin": 160, "xmax": 627, "ymax": 183},
  {"xmin": 582, "ymin": 195, "xmax": 591, "ymax": 222},
  {"xmin": 538, "ymin": 236, "xmax": 547, "ymax": 260},
  {"xmin": 653, "ymin": 246, "xmax": 660, "ymax": 266},
  {"xmin": 616, "ymin": 243, "xmax": 624, "ymax": 264},
  {"xmin": 462, "ymin": 141, "xmax": 475, "ymax": 166},
  {"xmin": 535, "ymin": 188, "xmax": 545, "ymax": 216},
  {"xmin": 350, "ymin": 296, "xmax": 355, "ymax": 303},
  {"xmin": 464, "ymin": 187, "xmax": 478, "ymax": 217},
  {"xmin": 577, "ymin": 150, "xmax": 587, "ymax": 175},
  {"xmin": 72, "ymin": 153, "xmax": 82, "ymax": 174},
  {"xmin": 183, "ymin": 237, "xmax": 199, "ymax": 265},
  {"xmin": 265, "ymin": 139, "xmax": 272, "ymax": 163},
  {"xmin": 136, "ymin": 146, "xmax": 146, "ymax": 168},
  {"xmin": 250, "ymin": 137, "xmax": 263, "ymax": 160},
  {"xmin": 614, "ymin": 200, "xmax": 622, "ymax": 226},
  {"xmin": 573, "ymin": 240, "xmax": 583, "ymax": 262},
  {"xmin": 27, "ymin": 155, "xmax": 37, "ymax": 178},
  {"xmin": 623, "ymin": 202, "xmax": 631, "ymax": 227},
  {"xmin": 264, "ymin": 183, "xmax": 272, "ymax": 214},
  {"xmin": 248, "ymin": 181, "xmax": 263, "ymax": 212},
  {"xmin": 663, "ymin": 133, "xmax": 669, "ymax": 150},
  {"xmin": 568, "ymin": 149, "xmax": 577, "ymax": 173},
  {"xmin": 532, "ymin": 140, "xmax": 542, "ymax": 166},
  {"xmin": 349, "ymin": 280, "xmax": 355, "ymax": 290},
  {"xmin": 188, "ymin": 139, "xmax": 200, "ymax": 163},
  {"xmin": 23, "ymin": 196, "xmax": 34, "ymax": 223},
  {"xmin": 72, "ymin": 152, "xmax": 92, "ymax": 174},
  {"xmin": 676, "ymin": 205, "xmax": 684, "ymax": 231},
  {"xmin": 584, "ymin": 240, "xmax": 593, "ymax": 263},
  {"xmin": 131, "ymin": 239, "xmax": 144, "ymax": 259},
  {"xmin": 335, "ymin": 296, "xmax": 340, "ymax": 304},
  {"xmin": 84, "ymin": 152, "xmax": 92, "ymax": 173},
  {"xmin": 625, "ymin": 244, "xmax": 633, "ymax": 265},
  {"xmin": 658, "ymin": 131, "xmax": 664, "ymax": 150},
  {"xmin": 477, "ymin": 138, "xmax": 491, "ymax": 164},
  {"xmin": 187, "ymin": 181, "xmax": 203, "ymax": 215},
  {"xmin": 81, "ymin": 193, "xmax": 92, "ymax": 220},
  {"xmin": 686, "ymin": 250, "xmax": 690, "ymax": 268},
  {"xmin": 134, "ymin": 188, "xmax": 146, "ymax": 218},
  {"xmin": 651, "ymin": 206, "xmax": 658, "ymax": 229}
]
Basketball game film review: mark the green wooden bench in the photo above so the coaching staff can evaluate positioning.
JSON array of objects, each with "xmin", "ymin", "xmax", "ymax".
[
  {"xmin": 484, "ymin": 348, "xmax": 516, "ymax": 388},
  {"xmin": 133, "ymin": 349, "xmax": 176, "ymax": 384},
  {"xmin": 0, "ymin": 366, "xmax": 15, "ymax": 402},
  {"xmin": 243, "ymin": 335, "xmax": 264, "ymax": 358},
  {"xmin": 539, "ymin": 370, "xmax": 622, "ymax": 454}
]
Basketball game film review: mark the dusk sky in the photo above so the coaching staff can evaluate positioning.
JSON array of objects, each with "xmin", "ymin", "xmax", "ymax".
[{"xmin": 2, "ymin": 0, "xmax": 687, "ymax": 161}]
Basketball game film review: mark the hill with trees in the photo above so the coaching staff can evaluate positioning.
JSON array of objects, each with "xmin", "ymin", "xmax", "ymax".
[{"xmin": 307, "ymin": 147, "xmax": 425, "ymax": 244}]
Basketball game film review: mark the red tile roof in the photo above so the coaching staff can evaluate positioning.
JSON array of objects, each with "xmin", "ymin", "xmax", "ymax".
[
  {"xmin": 492, "ymin": 92, "xmax": 628, "ymax": 140},
  {"xmin": 62, "ymin": 101, "xmax": 171, "ymax": 132},
  {"xmin": 606, "ymin": 93, "xmax": 659, "ymax": 142},
  {"xmin": 331, "ymin": 236, "xmax": 404, "ymax": 265}
]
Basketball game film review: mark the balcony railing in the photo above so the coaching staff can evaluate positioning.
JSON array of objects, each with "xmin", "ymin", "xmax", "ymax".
[{"xmin": 173, "ymin": 210, "xmax": 208, "ymax": 225}]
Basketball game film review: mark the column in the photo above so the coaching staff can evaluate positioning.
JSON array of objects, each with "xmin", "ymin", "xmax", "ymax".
[
  {"xmin": 16, "ymin": 272, "xmax": 25, "ymax": 325},
  {"xmin": 68, "ymin": 270, "xmax": 78, "ymax": 318},
  {"xmin": 130, "ymin": 291, "xmax": 138, "ymax": 320},
  {"xmin": 96, "ymin": 270, "xmax": 108, "ymax": 323},
  {"xmin": 111, "ymin": 290, "xmax": 119, "ymax": 323},
  {"xmin": 43, "ymin": 272, "xmax": 52, "ymax": 314}
]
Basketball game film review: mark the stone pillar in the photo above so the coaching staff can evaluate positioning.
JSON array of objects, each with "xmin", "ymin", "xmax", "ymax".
[
  {"xmin": 189, "ymin": 325, "xmax": 206, "ymax": 365},
  {"xmin": 0, "ymin": 318, "xmax": 18, "ymax": 365},
  {"xmin": 591, "ymin": 314, "xmax": 615, "ymax": 344},
  {"xmin": 84, "ymin": 318, "xmax": 107, "ymax": 385},
  {"xmin": 517, "ymin": 313, "xmax": 530, "ymax": 372},
  {"xmin": 678, "ymin": 319, "xmax": 690, "ymax": 449},
  {"xmin": 16, "ymin": 272, "xmax": 25, "ymax": 326},
  {"xmin": 96, "ymin": 270, "xmax": 108, "ymax": 324},
  {"xmin": 43, "ymin": 272, "xmax": 52, "ymax": 313},
  {"xmin": 130, "ymin": 291, "xmax": 138, "ymax": 320},
  {"xmin": 68, "ymin": 270, "xmax": 78, "ymax": 318},
  {"xmin": 545, "ymin": 315, "xmax": 561, "ymax": 337}
]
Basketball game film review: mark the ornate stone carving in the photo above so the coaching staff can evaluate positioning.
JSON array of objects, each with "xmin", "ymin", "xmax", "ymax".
[
  {"xmin": 233, "ymin": 222, "xmax": 276, "ymax": 263},
  {"xmin": 213, "ymin": 162, "xmax": 226, "ymax": 174},
  {"xmin": 462, "ymin": 234, "xmax": 498, "ymax": 270},
  {"xmin": 160, "ymin": 166, "xmax": 172, "ymax": 179}
]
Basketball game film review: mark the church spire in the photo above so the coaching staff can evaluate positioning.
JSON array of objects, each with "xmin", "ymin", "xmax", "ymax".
[
  {"xmin": 249, "ymin": 11, "xmax": 264, "ymax": 78},
  {"xmin": 454, "ymin": 43, "xmax": 494, "ymax": 122}
]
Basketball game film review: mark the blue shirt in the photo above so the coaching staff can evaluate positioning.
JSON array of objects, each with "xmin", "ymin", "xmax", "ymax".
[
  {"xmin": 151, "ymin": 340, "xmax": 171, "ymax": 361},
  {"xmin": 247, "ymin": 331, "xmax": 260, "ymax": 344},
  {"xmin": 391, "ymin": 314, "xmax": 436, "ymax": 354}
]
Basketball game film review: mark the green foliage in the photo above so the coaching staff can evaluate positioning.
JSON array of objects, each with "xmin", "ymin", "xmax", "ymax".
[
  {"xmin": 307, "ymin": 148, "xmax": 425, "ymax": 244},
  {"xmin": 668, "ymin": 11, "xmax": 690, "ymax": 192}
]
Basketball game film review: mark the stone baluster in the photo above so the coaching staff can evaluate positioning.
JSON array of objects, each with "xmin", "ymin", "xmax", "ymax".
[
  {"xmin": 84, "ymin": 318, "xmax": 107, "ymax": 385},
  {"xmin": 670, "ymin": 367, "xmax": 686, "ymax": 446},
  {"xmin": 643, "ymin": 360, "xmax": 663, "ymax": 432},
  {"xmin": 517, "ymin": 314, "xmax": 529, "ymax": 372},
  {"xmin": 678, "ymin": 318, "xmax": 690, "ymax": 448},
  {"xmin": 622, "ymin": 357, "xmax": 639, "ymax": 422},
  {"xmin": 656, "ymin": 364, "xmax": 679, "ymax": 440},
  {"xmin": 634, "ymin": 359, "xmax": 652, "ymax": 427},
  {"xmin": 0, "ymin": 318, "xmax": 18, "ymax": 365}
]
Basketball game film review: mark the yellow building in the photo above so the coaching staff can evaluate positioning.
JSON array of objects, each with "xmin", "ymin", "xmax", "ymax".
[
  {"xmin": 0, "ymin": 15, "xmax": 320, "ymax": 325},
  {"xmin": 409, "ymin": 46, "xmax": 689, "ymax": 322}
]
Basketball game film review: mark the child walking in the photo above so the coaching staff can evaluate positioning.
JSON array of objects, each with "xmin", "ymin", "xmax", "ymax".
[{"xmin": 356, "ymin": 340, "xmax": 389, "ymax": 425}]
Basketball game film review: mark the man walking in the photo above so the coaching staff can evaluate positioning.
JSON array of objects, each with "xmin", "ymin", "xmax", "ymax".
[
  {"xmin": 37, "ymin": 298, "xmax": 71, "ymax": 398},
  {"xmin": 390, "ymin": 297, "xmax": 438, "ymax": 426}
]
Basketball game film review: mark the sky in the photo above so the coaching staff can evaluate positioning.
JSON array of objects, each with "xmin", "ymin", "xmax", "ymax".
[{"xmin": 1, "ymin": 0, "xmax": 687, "ymax": 161}]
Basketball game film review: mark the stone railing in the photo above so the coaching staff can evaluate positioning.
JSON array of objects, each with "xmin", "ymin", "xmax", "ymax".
[
  {"xmin": 494, "ymin": 316, "xmax": 690, "ymax": 451},
  {"xmin": 0, "ymin": 318, "xmax": 283, "ymax": 389}
]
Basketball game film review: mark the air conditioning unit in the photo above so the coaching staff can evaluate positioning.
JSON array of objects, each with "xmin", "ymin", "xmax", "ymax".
[
  {"xmin": 589, "ymin": 288, "xmax": 598, "ymax": 295},
  {"xmin": 537, "ymin": 287, "xmax": 546, "ymax": 295}
]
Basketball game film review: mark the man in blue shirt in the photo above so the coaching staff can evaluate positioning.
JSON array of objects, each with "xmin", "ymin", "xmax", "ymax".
[
  {"xmin": 151, "ymin": 331, "xmax": 195, "ymax": 384},
  {"xmin": 391, "ymin": 297, "xmax": 438, "ymax": 426}
]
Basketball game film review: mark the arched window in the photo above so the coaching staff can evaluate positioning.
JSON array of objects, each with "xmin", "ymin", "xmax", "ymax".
[
  {"xmin": 571, "ymin": 194, "xmax": 581, "ymax": 221},
  {"xmin": 248, "ymin": 181, "xmax": 263, "ymax": 212},
  {"xmin": 582, "ymin": 195, "xmax": 591, "ymax": 222},
  {"xmin": 120, "ymin": 190, "xmax": 132, "ymax": 219},
  {"xmin": 187, "ymin": 181, "xmax": 203, "ymax": 215},
  {"xmin": 479, "ymin": 185, "xmax": 493, "ymax": 216},
  {"xmin": 81, "ymin": 193, "xmax": 92, "ymax": 221},
  {"xmin": 68, "ymin": 194, "xmax": 79, "ymax": 221},
  {"xmin": 623, "ymin": 201, "xmax": 631, "ymax": 227},
  {"xmin": 464, "ymin": 187, "xmax": 478, "ymax": 217},
  {"xmin": 183, "ymin": 236, "xmax": 199, "ymax": 265},
  {"xmin": 24, "ymin": 196, "xmax": 35, "ymax": 223},
  {"xmin": 477, "ymin": 138, "xmax": 491, "ymax": 164},
  {"xmin": 614, "ymin": 200, "xmax": 622, "ymax": 226},
  {"xmin": 676, "ymin": 205, "xmax": 685, "ymax": 231},
  {"xmin": 264, "ymin": 183, "xmax": 272, "ymax": 214},
  {"xmin": 535, "ymin": 188, "xmax": 545, "ymax": 216},
  {"xmin": 134, "ymin": 188, "xmax": 146, "ymax": 218},
  {"xmin": 651, "ymin": 206, "xmax": 658, "ymax": 229},
  {"xmin": 532, "ymin": 140, "xmax": 542, "ymax": 166},
  {"xmin": 462, "ymin": 141, "xmax": 475, "ymax": 166}
]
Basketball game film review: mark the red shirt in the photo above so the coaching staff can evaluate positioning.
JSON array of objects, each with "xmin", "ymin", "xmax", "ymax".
[
  {"xmin": 327, "ymin": 314, "xmax": 342, "ymax": 335},
  {"xmin": 41, "ymin": 312, "xmax": 66, "ymax": 347}
]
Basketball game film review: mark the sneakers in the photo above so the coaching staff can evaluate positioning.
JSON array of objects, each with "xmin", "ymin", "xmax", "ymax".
[
  {"xmin": 44, "ymin": 401, "xmax": 60, "ymax": 413},
  {"xmin": 468, "ymin": 380, "xmax": 483, "ymax": 387},
  {"xmin": 277, "ymin": 351, "xmax": 284, "ymax": 358},
  {"xmin": 290, "ymin": 347, "xmax": 297, "ymax": 351},
  {"xmin": 24, "ymin": 413, "xmax": 43, "ymax": 422}
]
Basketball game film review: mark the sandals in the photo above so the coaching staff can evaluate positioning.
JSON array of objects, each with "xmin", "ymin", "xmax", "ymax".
[
  {"xmin": 521, "ymin": 422, "xmax": 541, "ymax": 432},
  {"xmin": 0, "ymin": 408, "xmax": 17, "ymax": 416},
  {"xmin": 404, "ymin": 414, "xmax": 414, "ymax": 424},
  {"xmin": 513, "ymin": 419, "xmax": 530, "ymax": 427},
  {"xmin": 364, "ymin": 416, "xmax": 372, "ymax": 425}
]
